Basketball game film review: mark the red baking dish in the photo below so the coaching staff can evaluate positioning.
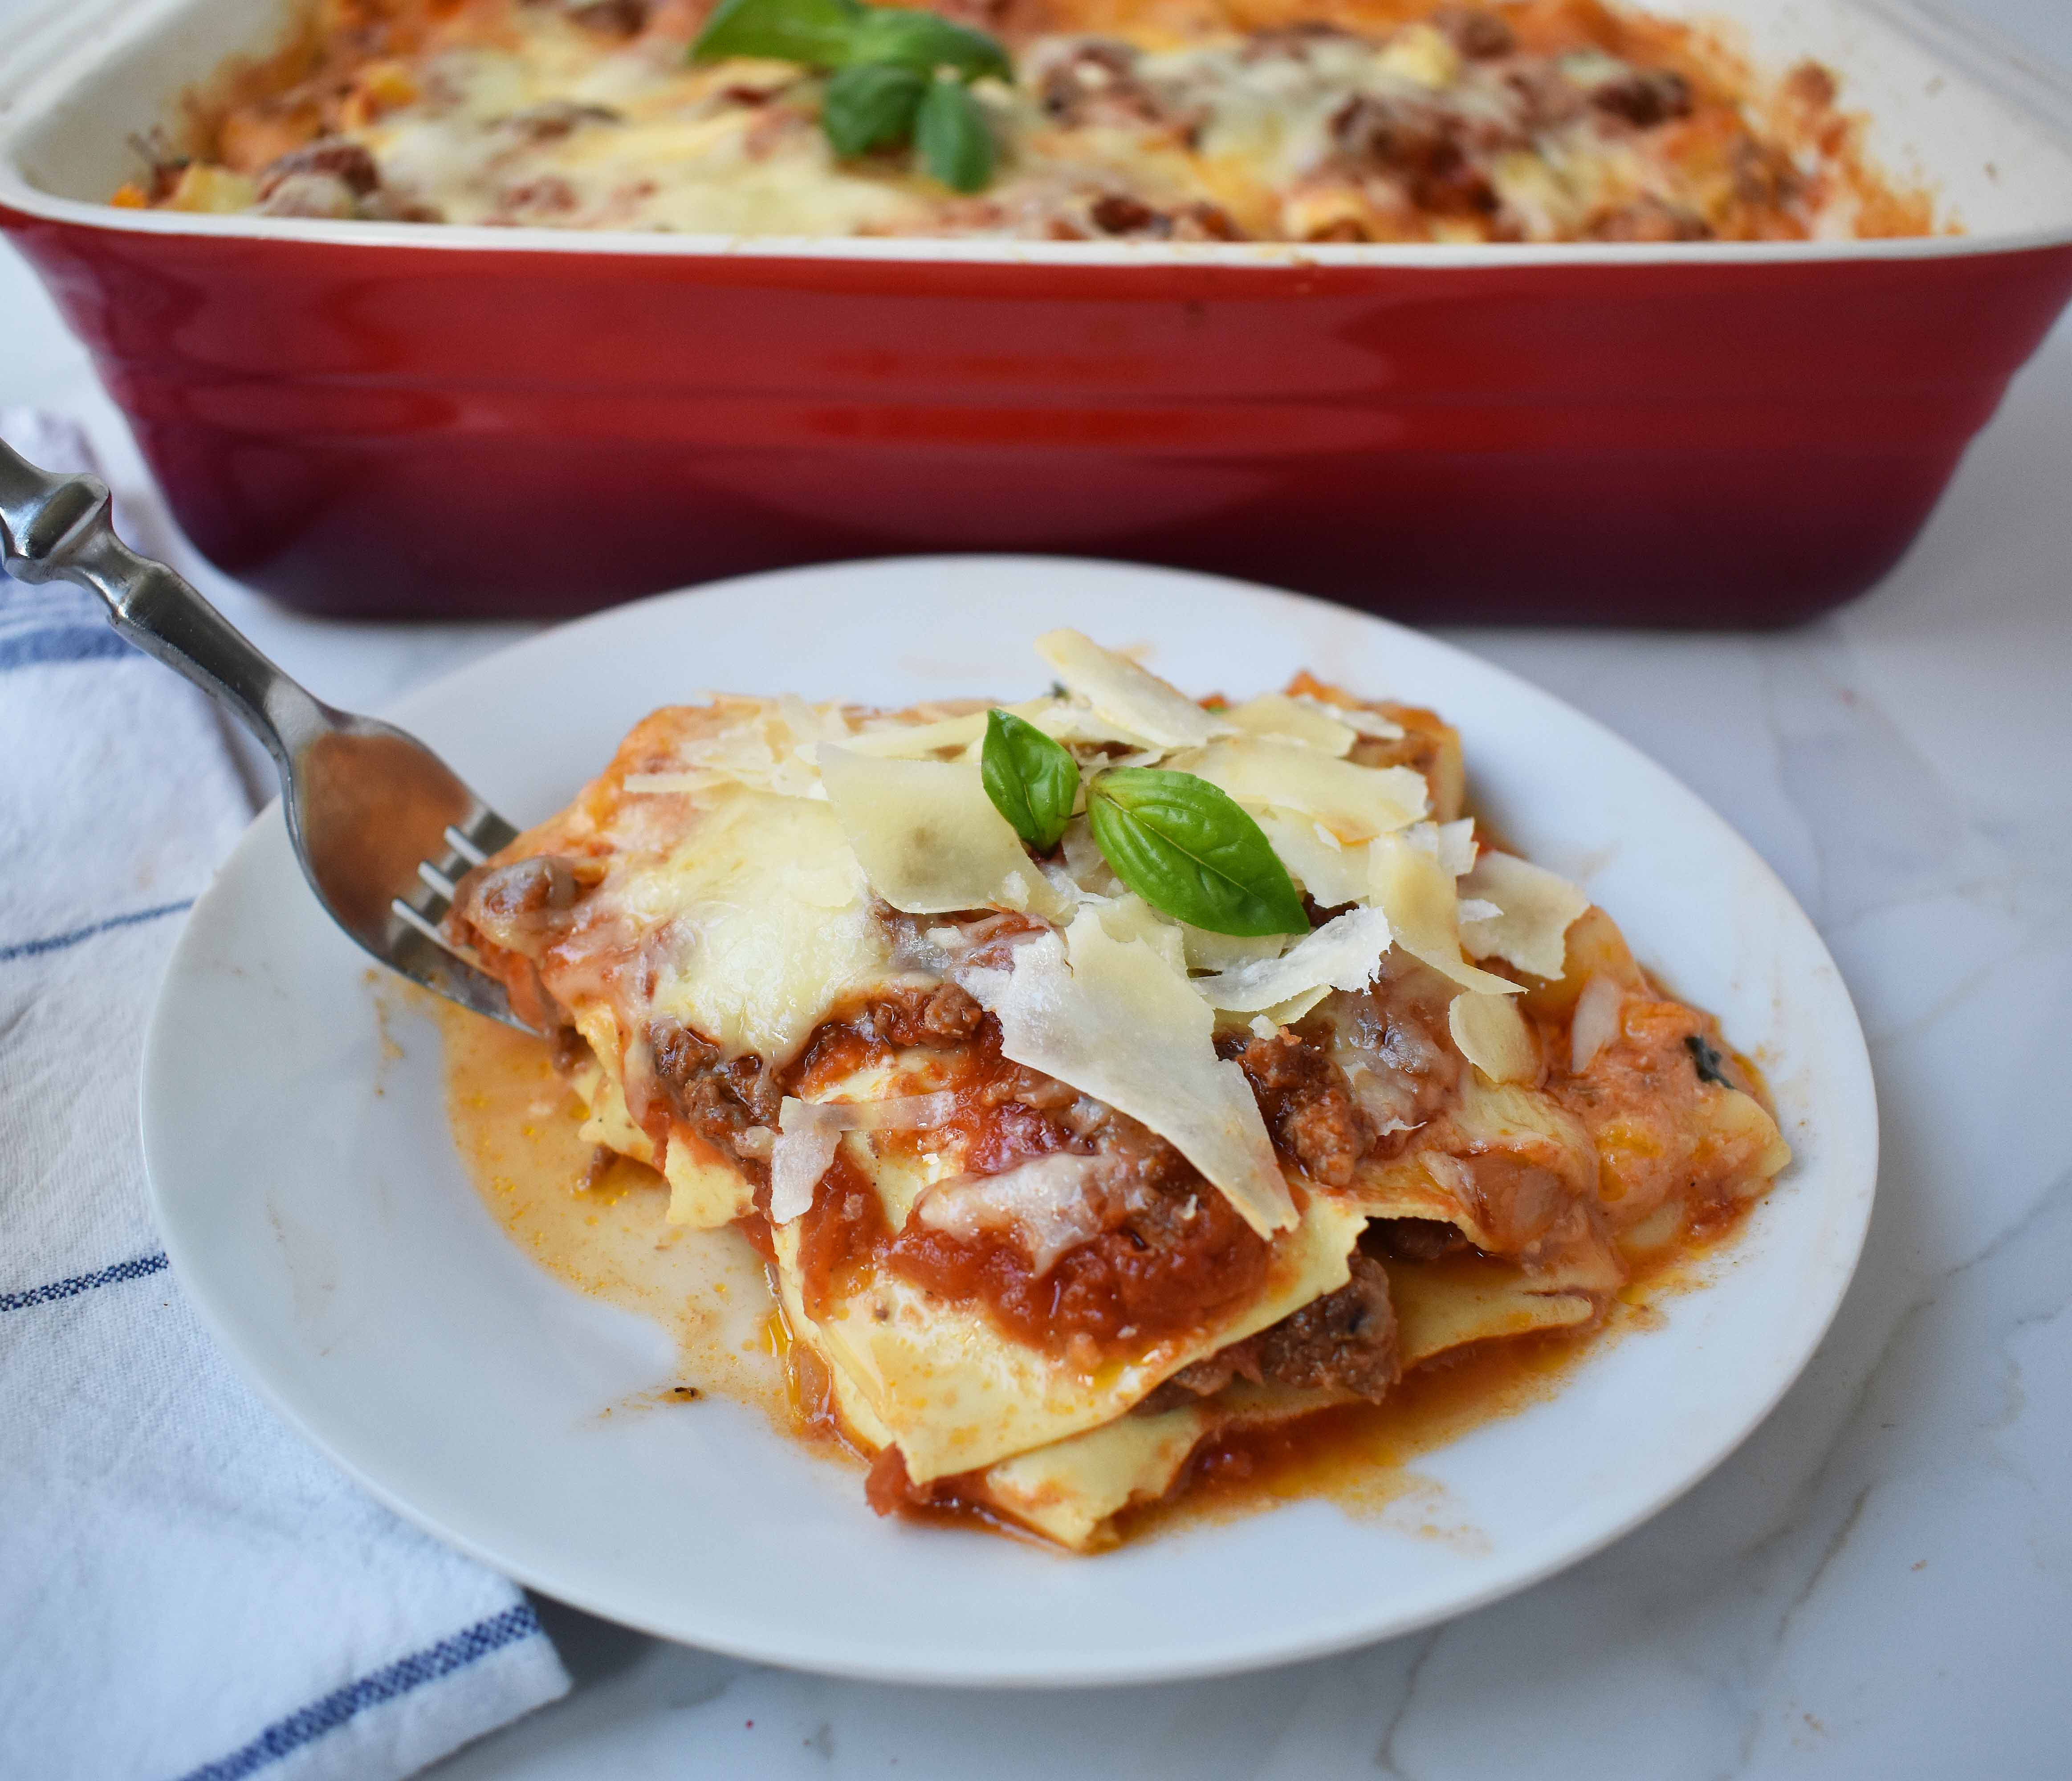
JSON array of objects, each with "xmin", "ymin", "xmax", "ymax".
[{"xmin": 4, "ymin": 0, "xmax": 2072, "ymax": 626}]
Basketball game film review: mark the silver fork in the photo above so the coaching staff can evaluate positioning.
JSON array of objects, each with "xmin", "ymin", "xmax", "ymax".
[{"xmin": 0, "ymin": 438, "xmax": 535, "ymax": 1032}]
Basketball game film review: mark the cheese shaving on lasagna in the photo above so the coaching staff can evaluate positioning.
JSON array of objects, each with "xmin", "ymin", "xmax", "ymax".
[
  {"xmin": 988, "ymin": 912, "xmax": 1297, "ymax": 1238},
  {"xmin": 447, "ymin": 637, "xmax": 1790, "ymax": 1549}
]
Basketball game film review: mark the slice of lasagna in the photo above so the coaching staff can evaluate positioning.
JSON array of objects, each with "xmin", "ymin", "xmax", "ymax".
[{"xmin": 448, "ymin": 634, "xmax": 1789, "ymax": 1549}]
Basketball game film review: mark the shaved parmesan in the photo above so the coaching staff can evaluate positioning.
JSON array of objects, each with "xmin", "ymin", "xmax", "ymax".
[
  {"xmin": 1176, "ymin": 739, "xmax": 1427, "ymax": 844},
  {"xmin": 846, "ymin": 695, "xmax": 1159, "ymax": 762},
  {"xmin": 1458, "ymin": 851, "xmax": 1590, "ymax": 980},
  {"xmin": 1021, "ymin": 697, "xmax": 1161, "ymax": 753},
  {"xmin": 1179, "ymin": 925, "xmax": 1290, "ymax": 974},
  {"xmin": 1256, "ymin": 810, "xmax": 1371, "ymax": 910},
  {"xmin": 819, "ymin": 745, "xmax": 1061, "ymax": 919},
  {"xmin": 847, "ymin": 1091, "xmax": 961, "ymax": 1133},
  {"xmin": 771, "ymin": 1098, "xmax": 845, "ymax": 1225},
  {"xmin": 844, "ymin": 709, "xmax": 990, "ymax": 758},
  {"xmin": 1193, "ymin": 905, "xmax": 1392, "ymax": 1012},
  {"xmin": 1225, "ymin": 693, "xmax": 1356, "ymax": 756},
  {"xmin": 660, "ymin": 696, "xmax": 843, "ymax": 799},
  {"xmin": 768, "ymin": 1091, "xmax": 961, "ymax": 1226},
  {"xmin": 1260, "ymin": 984, "xmax": 1331, "ymax": 1028},
  {"xmin": 992, "ymin": 911, "xmax": 1296, "ymax": 1236},
  {"xmin": 1059, "ymin": 816, "xmax": 1120, "ymax": 899},
  {"xmin": 1404, "ymin": 818, "xmax": 1479, "ymax": 879},
  {"xmin": 1449, "ymin": 992, "xmax": 1539, "ymax": 1083},
  {"xmin": 1367, "ymin": 832, "xmax": 1521, "ymax": 995},
  {"xmin": 1570, "ymin": 973, "xmax": 1625, "ymax": 1073},
  {"xmin": 1295, "ymin": 695, "xmax": 1404, "ymax": 742},
  {"xmin": 917, "ymin": 1153, "xmax": 1112, "ymax": 1275},
  {"xmin": 1035, "ymin": 630, "xmax": 1232, "ymax": 750},
  {"xmin": 1091, "ymin": 893, "xmax": 1188, "ymax": 976}
]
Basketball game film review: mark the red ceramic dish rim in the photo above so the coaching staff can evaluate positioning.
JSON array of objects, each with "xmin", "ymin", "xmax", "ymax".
[
  {"xmin": 7, "ymin": 0, "xmax": 2072, "ymax": 267},
  {"xmin": 4, "ymin": 184, "xmax": 2072, "ymax": 264}
]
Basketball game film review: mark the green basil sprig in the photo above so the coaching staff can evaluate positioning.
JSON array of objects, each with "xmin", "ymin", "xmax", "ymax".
[
  {"xmin": 912, "ymin": 70, "xmax": 995, "ymax": 194},
  {"xmin": 822, "ymin": 62, "xmax": 927, "ymax": 156},
  {"xmin": 690, "ymin": 0, "xmax": 1007, "ymax": 192},
  {"xmin": 981, "ymin": 709, "xmax": 1079, "ymax": 852},
  {"xmin": 1087, "ymin": 768, "xmax": 1308, "ymax": 937},
  {"xmin": 975, "ymin": 716, "xmax": 1307, "ymax": 936}
]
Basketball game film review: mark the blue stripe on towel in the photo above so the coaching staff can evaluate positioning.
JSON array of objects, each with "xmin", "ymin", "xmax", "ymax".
[
  {"xmin": 0, "ymin": 898, "xmax": 195, "ymax": 964},
  {"xmin": 170, "ymin": 1603, "xmax": 550, "ymax": 1781},
  {"xmin": 0, "ymin": 625, "xmax": 133, "ymax": 671},
  {"xmin": 0, "ymin": 1252, "xmax": 170, "ymax": 1312}
]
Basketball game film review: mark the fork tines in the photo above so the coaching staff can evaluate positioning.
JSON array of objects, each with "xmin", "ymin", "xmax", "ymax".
[{"xmin": 387, "ymin": 809, "xmax": 520, "ymax": 953}]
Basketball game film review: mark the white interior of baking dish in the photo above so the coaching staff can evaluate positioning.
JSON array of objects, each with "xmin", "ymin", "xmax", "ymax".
[{"xmin": 2, "ymin": 0, "xmax": 2070, "ymax": 259}]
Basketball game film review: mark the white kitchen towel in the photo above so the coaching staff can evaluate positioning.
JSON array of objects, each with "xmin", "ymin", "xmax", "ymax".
[{"xmin": 0, "ymin": 412, "xmax": 571, "ymax": 1781}]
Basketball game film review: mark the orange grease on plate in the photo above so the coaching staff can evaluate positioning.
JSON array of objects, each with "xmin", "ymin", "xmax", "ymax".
[{"xmin": 436, "ymin": 1002, "xmax": 793, "ymax": 1432}]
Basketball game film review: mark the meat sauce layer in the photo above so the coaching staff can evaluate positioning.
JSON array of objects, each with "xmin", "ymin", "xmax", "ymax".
[{"xmin": 779, "ymin": 994, "xmax": 1281, "ymax": 1355}]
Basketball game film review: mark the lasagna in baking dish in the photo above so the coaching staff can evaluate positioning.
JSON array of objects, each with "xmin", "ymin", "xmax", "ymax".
[
  {"xmin": 123, "ymin": 0, "xmax": 1933, "ymax": 242},
  {"xmin": 445, "ymin": 633, "xmax": 1789, "ymax": 1549}
]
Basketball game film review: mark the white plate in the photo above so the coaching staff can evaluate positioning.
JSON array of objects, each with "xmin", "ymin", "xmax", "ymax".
[{"xmin": 141, "ymin": 557, "xmax": 1877, "ymax": 1687}]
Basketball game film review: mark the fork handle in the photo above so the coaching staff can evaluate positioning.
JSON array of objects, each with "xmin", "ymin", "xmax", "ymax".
[{"xmin": 0, "ymin": 438, "xmax": 329, "ymax": 775}]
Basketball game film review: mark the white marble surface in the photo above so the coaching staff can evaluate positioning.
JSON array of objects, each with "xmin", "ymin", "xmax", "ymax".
[{"xmin": 6, "ymin": 0, "xmax": 2072, "ymax": 1770}]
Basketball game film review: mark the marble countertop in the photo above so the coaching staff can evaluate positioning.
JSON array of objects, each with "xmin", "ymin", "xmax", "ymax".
[{"xmin": 6, "ymin": 1, "xmax": 2070, "ymax": 1765}]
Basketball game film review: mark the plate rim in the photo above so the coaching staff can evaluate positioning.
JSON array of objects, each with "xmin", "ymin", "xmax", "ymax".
[{"xmin": 140, "ymin": 552, "xmax": 1880, "ymax": 1687}]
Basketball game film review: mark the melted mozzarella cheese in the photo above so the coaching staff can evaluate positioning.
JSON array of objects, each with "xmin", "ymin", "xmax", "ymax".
[{"xmin": 603, "ymin": 785, "xmax": 893, "ymax": 1063}]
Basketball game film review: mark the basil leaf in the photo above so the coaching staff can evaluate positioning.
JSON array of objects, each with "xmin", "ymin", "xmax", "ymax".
[
  {"xmin": 691, "ymin": 0, "xmax": 867, "ymax": 69},
  {"xmin": 981, "ymin": 709, "xmax": 1078, "ymax": 852},
  {"xmin": 1087, "ymin": 769, "xmax": 1308, "ymax": 937},
  {"xmin": 821, "ymin": 61, "xmax": 926, "ymax": 155},
  {"xmin": 847, "ymin": 7, "xmax": 1011, "ymax": 81},
  {"xmin": 914, "ymin": 75, "xmax": 993, "ymax": 192}
]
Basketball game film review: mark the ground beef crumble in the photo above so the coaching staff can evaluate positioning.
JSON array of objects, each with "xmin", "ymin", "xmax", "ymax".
[
  {"xmin": 1230, "ymin": 1028, "xmax": 1374, "ymax": 1187},
  {"xmin": 645, "ymin": 1016, "xmax": 781, "ymax": 1181},
  {"xmin": 1137, "ymin": 1252, "xmax": 1400, "ymax": 1411}
]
